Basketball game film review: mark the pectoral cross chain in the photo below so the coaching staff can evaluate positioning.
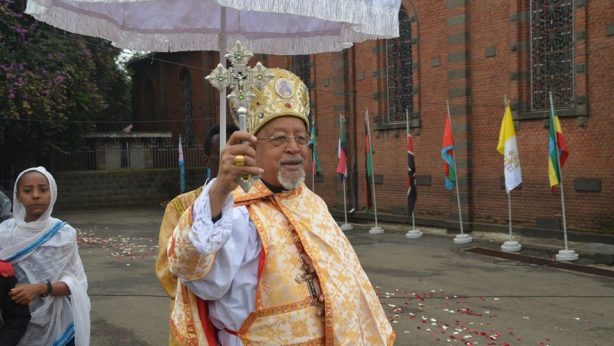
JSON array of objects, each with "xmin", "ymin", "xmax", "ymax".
[{"xmin": 294, "ymin": 256, "xmax": 324, "ymax": 316}]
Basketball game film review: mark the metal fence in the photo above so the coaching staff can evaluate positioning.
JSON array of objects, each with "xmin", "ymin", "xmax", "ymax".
[
  {"xmin": 0, "ymin": 160, "xmax": 16, "ymax": 191},
  {"xmin": 50, "ymin": 149, "xmax": 98, "ymax": 171},
  {"xmin": 150, "ymin": 144, "xmax": 206, "ymax": 168},
  {"xmin": 49, "ymin": 143, "xmax": 206, "ymax": 171}
]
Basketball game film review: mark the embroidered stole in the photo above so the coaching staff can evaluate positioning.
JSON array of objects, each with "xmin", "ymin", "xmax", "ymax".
[
  {"xmin": 158, "ymin": 188, "xmax": 204, "ymax": 346},
  {"xmin": 157, "ymin": 187, "xmax": 204, "ymax": 300}
]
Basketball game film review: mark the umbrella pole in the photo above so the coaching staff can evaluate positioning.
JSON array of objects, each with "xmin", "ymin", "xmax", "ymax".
[{"xmin": 219, "ymin": 7, "xmax": 227, "ymax": 151}]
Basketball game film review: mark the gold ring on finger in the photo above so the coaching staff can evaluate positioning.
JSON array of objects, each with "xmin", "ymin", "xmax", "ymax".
[{"xmin": 234, "ymin": 154, "xmax": 246, "ymax": 167}]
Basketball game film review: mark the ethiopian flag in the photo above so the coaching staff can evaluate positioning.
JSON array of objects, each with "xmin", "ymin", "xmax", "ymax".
[
  {"xmin": 548, "ymin": 104, "xmax": 569, "ymax": 189},
  {"xmin": 497, "ymin": 103, "xmax": 522, "ymax": 192},
  {"xmin": 441, "ymin": 115, "xmax": 455, "ymax": 190}
]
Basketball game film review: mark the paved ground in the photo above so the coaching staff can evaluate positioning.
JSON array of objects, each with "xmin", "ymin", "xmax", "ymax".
[{"xmin": 56, "ymin": 207, "xmax": 614, "ymax": 346}]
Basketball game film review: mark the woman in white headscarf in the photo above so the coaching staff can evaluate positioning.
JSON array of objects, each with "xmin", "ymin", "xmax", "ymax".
[{"xmin": 0, "ymin": 167, "xmax": 90, "ymax": 346}]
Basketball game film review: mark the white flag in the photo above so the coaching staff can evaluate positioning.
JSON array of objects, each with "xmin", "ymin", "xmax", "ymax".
[{"xmin": 496, "ymin": 104, "xmax": 522, "ymax": 192}]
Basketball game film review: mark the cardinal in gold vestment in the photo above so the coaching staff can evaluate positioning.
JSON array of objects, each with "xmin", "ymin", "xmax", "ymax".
[{"xmin": 166, "ymin": 68, "xmax": 395, "ymax": 345}]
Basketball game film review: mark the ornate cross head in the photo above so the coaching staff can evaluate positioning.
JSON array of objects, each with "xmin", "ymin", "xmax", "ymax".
[
  {"xmin": 205, "ymin": 41, "xmax": 273, "ymax": 192},
  {"xmin": 205, "ymin": 41, "xmax": 274, "ymax": 111}
]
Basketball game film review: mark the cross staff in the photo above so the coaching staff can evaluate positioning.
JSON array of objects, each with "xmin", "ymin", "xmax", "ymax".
[{"xmin": 205, "ymin": 41, "xmax": 274, "ymax": 192}]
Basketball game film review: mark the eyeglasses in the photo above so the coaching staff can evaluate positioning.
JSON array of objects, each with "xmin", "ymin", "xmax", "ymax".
[{"xmin": 257, "ymin": 135, "xmax": 311, "ymax": 147}]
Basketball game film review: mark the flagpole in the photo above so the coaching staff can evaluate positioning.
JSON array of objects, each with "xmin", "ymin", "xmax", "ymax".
[
  {"xmin": 501, "ymin": 96, "xmax": 521, "ymax": 252},
  {"xmin": 178, "ymin": 135, "xmax": 186, "ymax": 194},
  {"xmin": 502, "ymin": 165, "xmax": 522, "ymax": 252},
  {"xmin": 505, "ymin": 96, "xmax": 513, "ymax": 241},
  {"xmin": 405, "ymin": 108, "xmax": 422, "ymax": 239},
  {"xmin": 312, "ymin": 168, "xmax": 315, "ymax": 191},
  {"xmin": 341, "ymin": 176, "xmax": 355, "ymax": 231},
  {"xmin": 312, "ymin": 147, "xmax": 316, "ymax": 192},
  {"xmin": 340, "ymin": 114, "xmax": 353, "ymax": 231},
  {"xmin": 447, "ymin": 100, "xmax": 472, "ymax": 244},
  {"xmin": 366, "ymin": 109, "xmax": 384, "ymax": 234},
  {"xmin": 343, "ymin": 176, "xmax": 348, "ymax": 224},
  {"xmin": 507, "ymin": 192, "xmax": 512, "ymax": 238},
  {"xmin": 311, "ymin": 118, "xmax": 316, "ymax": 192},
  {"xmin": 550, "ymin": 92, "xmax": 578, "ymax": 261},
  {"xmin": 218, "ymin": 7, "xmax": 227, "ymax": 152}
]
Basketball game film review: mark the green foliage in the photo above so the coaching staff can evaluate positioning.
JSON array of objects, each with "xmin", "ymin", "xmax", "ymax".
[{"xmin": 0, "ymin": 0, "xmax": 131, "ymax": 160}]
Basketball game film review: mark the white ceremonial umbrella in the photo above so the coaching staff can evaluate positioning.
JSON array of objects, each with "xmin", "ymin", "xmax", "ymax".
[{"xmin": 25, "ymin": 0, "xmax": 402, "ymax": 146}]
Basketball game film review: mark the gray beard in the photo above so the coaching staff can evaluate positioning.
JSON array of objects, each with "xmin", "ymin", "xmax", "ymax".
[{"xmin": 277, "ymin": 167, "xmax": 305, "ymax": 190}]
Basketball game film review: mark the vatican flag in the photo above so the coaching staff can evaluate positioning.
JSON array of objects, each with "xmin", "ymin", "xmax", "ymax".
[{"xmin": 496, "ymin": 103, "xmax": 522, "ymax": 192}]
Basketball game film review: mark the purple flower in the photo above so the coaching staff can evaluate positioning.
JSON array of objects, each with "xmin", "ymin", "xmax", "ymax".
[{"xmin": 54, "ymin": 74, "xmax": 66, "ymax": 84}]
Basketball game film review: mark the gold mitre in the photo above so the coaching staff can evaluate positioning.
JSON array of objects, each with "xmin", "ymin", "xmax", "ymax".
[{"xmin": 245, "ymin": 68, "xmax": 310, "ymax": 135}]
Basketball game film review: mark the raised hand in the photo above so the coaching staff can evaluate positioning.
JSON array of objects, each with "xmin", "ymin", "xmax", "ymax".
[{"xmin": 209, "ymin": 131, "xmax": 263, "ymax": 217}]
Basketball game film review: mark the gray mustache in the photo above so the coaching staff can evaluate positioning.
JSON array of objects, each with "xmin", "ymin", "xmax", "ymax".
[{"xmin": 279, "ymin": 156, "xmax": 304, "ymax": 165}]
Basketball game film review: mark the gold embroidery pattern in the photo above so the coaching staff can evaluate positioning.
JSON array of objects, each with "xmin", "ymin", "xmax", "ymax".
[
  {"xmin": 269, "ymin": 196, "xmax": 324, "ymax": 314},
  {"xmin": 171, "ymin": 198, "xmax": 185, "ymax": 217},
  {"xmin": 254, "ymin": 202, "xmax": 310, "ymax": 308},
  {"xmin": 158, "ymin": 187, "xmax": 205, "ymax": 301},
  {"xmin": 239, "ymin": 184, "xmax": 325, "ymax": 345},
  {"xmin": 158, "ymin": 187, "xmax": 205, "ymax": 346},
  {"xmin": 239, "ymin": 298, "xmax": 324, "ymax": 345},
  {"xmin": 273, "ymin": 197, "xmax": 334, "ymax": 344},
  {"xmin": 245, "ymin": 209, "xmax": 266, "ymax": 310},
  {"xmin": 276, "ymin": 185, "xmax": 396, "ymax": 345},
  {"xmin": 170, "ymin": 285, "xmax": 208, "ymax": 346},
  {"xmin": 166, "ymin": 187, "xmax": 210, "ymax": 346},
  {"xmin": 233, "ymin": 183, "xmax": 272, "ymax": 206},
  {"xmin": 168, "ymin": 206, "xmax": 216, "ymax": 281},
  {"xmin": 170, "ymin": 186, "xmax": 203, "ymax": 217}
]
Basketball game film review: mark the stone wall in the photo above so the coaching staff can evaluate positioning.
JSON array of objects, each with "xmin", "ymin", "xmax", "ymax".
[{"xmin": 54, "ymin": 168, "xmax": 206, "ymax": 210}]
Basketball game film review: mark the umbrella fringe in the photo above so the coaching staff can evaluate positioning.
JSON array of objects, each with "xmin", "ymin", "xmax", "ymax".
[
  {"xmin": 220, "ymin": 0, "xmax": 400, "ymax": 39},
  {"xmin": 218, "ymin": 0, "xmax": 400, "ymax": 28},
  {"xmin": 26, "ymin": 0, "xmax": 399, "ymax": 54}
]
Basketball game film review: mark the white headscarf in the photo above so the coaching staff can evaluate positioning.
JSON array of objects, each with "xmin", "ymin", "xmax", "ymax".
[
  {"xmin": 0, "ymin": 166, "xmax": 91, "ymax": 346},
  {"xmin": 12, "ymin": 166, "xmax": 57, "ymax": 232}
]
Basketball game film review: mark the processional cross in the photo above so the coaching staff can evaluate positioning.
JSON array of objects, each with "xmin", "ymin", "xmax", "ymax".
[
  {"xmin": 206, "ymin": 41, "xmax": 274, "ymax": 192},
  {"xmin": 208, "ymin": 43, "xmax": 324, "ymax": 313}
]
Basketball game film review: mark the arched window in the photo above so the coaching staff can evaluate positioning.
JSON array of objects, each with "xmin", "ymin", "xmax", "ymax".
[
  {"xmin": 292, "ymin": 55, "xmax": 311, "ymax": 88},
  {"xmin": 530, "ymin": 0, "xmax": 574, "ymax": 110},
  {"xmin": 179, "ymin": 68, "xmax": 194, "ymax": 142},
  {"xmin": 144, "ymin": 79, "xmax": 155, "ymax": 124},
  {"xmin": 386, "ymin": 5, "xmax": 413, "ymax": 123}
]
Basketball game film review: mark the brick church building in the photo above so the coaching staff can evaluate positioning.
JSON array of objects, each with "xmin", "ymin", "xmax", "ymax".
[{"xmin": 129, "ymin": 0, "xmax": 614, "ymax": 237}]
